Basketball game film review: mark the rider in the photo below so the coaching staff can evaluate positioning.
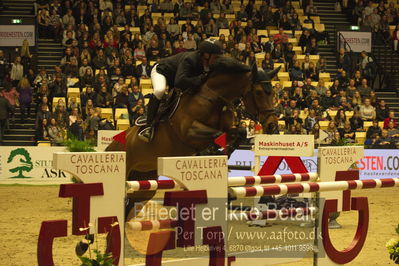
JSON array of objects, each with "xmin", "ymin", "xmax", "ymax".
[{"xmin": 138, "ymin": 38, "xmax": 223, "ymax": 142}]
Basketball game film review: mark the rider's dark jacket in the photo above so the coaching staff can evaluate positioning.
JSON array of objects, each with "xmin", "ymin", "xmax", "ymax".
[{"xmin": 155, "ymin": 51, "xmax": 207, "ymax": 90}]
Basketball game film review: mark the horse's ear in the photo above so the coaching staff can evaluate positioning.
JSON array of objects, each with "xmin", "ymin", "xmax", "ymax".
[
  {"xmin": 251, "ymin": 62, "xmax": 258, "ymax": 82},
  {"xmin": 267, "ymin": 66, "xmax": 281, "ymax": 80}
]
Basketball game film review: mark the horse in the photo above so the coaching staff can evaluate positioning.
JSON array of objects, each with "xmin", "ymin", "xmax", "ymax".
[{"xmin": 106, "ymin": 56, "xmax": 280, "ymax": 219}]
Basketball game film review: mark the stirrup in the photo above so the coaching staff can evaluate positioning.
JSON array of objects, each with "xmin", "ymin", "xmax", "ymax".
[{"xmin": 138, "ymin": 127, "xmax": 154, "ymax": 143}]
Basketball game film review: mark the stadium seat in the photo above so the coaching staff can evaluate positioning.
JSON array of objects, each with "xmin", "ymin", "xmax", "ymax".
[
  {"xmin": 115, "ymin": 108, "xmax": 129, "ymax": 120},
  {"xmin": 140, "ymin": 79, "xmax": 153, "ymax": 90},
  {"xmin": 277, "ymin": 72, "xmax": 290, "ymax": 82},
  {"xmin": 314, "ymin": 24, "xmax": 325, "ymax": 32},
  {"xmin": 355, "ymin": 132, "xmax": 367, "ymax": 144},
  {"xmin": 328, "ymin": 110, "xmax": 337, "ymax": 119},
  {"xmin": 363, "ymin": 121, "xmax": 373, "ymax": 131},
  {"xmin": 378, "ymin": 121, "xmax": 384, "ymax": 128},
  {"xmin": 302, "ymin": 23, "xmax": 313, "ymax": 29},
  {"xmin": 101, "ymin": 108, "xmax": 113, "ymax": 120},
  {"xmin": 319, "ymin": 73, "xmax": 331, "ymax": 82},
  {"xmin": 37, "ymin": 141, "xmax": 52, "ymax": 146},
  {"xmin": 141, "ymin": 88, "xmax": 154, "ymax": 96},
  {"xmin": 219, "ymin": 29, "xmax": 230, "ymax": 36},
  {"xmin": 67, "ymin": 87, "xmax": 80, "ymax": 99},
  {"xmin": 345, "ymin": 111, "xmax": 354, "ymax": 119},
  {"xmin": 117, "ymin": 119, "xmax": 130, "ymax": 130},
  {"xmin": 319, "ymin": 121, "xmax": 329, "ymax": 130},
  {"xmin": 292, "ymin": 46, "xmax": 302, "ymax": 54},
  {"xmin": 282, "ymin": 81, "xmax": 292, "ymax": 88},
  {"xmin": 274, "ymin": 63, "xmax": 285, "ymax": 71},
  {"xmin": 257, "ymin": 29, "xmax": 268, "ymax": 36}
]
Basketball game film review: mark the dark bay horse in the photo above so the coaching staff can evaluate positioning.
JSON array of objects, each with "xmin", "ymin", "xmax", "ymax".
[{"xmin": 106, "ymin": 57, "xmax": 280, "ymax": 217}]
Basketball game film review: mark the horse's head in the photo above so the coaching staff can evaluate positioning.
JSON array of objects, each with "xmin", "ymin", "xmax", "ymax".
[{"xmin": 242, "ymin": 64, "xmax": 281, "ymax": 134}]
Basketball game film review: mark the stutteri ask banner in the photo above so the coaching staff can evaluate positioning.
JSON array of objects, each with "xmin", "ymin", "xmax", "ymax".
[
  {"xmin": 0, "ymin": 25, "xmax": 35, "ymax": 46},
  {"xmin": 0, "ymin": 147, "xmax": 70, "ymax": 182}
]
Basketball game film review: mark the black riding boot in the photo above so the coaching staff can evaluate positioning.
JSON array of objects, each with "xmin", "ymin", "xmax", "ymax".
[{"xmin": 138, "ymin": 96, "xmax": 161, "ymax": 142}]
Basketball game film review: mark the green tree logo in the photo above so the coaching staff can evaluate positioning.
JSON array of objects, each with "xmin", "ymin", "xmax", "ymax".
[{"xmin": 7, "ymin": 148, "xmax": 33, "ymax": 178}]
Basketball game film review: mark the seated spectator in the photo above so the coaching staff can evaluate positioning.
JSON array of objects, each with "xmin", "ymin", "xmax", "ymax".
[
  {"xmin": 70, "ymin": 117, "xmax": 84, "ymax": 141},
  {"xmin": 359, "ymin": 98, "xmax": 376, "ymax": 121},
  {"xmin": 316, "ymin": 56, "xmax": 327, "ymax": 73},
  {"xmin": 339, "ymin": 121, "xmax": 355, "ymax": 142},
  {"xmin": 366, "ymin": 120, "xmax": 382, "ymax": 139},
  {"xmin": 338, "ymin": 70, "xmax": 349, "ymax": 88},
  {"xmin": 48, "ymin": 118, "xmax": 64, "ymax": 146},
  {"xmin": 115, "ymin": 87, "xmax": 130, "ymax": 109},
  {"xmin": 130, "ymin": 105, "xmax": 145, "ymax": 125},
  {"xmin": 54, "ymin": 105, "xmax": 69, "ymax": 129},
  {"xmin": 346, "ymin": 79, "xmax": 358, "ymax": 99},
  {"xmin": 35, "ymin": 118, "xmax": 50, "ymax": 141},
  {"xmin": 334, "ymin": 109, "xmax": 347, "ymax": 129},
  {"xmin": 68, "ymin": 96, "xmax": 81, "ymax": 114},
  {"xmin": 128, "ymin": 85, "xmax": 144, "ymax": 107},
  {"xmin": 306, "ymin": 0, "xmax": 318, "ymax": 15},
  {"xmin": 289, "ymin": 61, "xmax": 304, "ymax": 81},
  {"xmin": 349, "ymin": 111, "xmax": 363, "ymax": 131},
  {"xmin": 261, "ymin": 53, "xmax": 273, "ymax": 71},
  {"xmin": 369, "ymin": 90, "xmax": 378, "ymax": 106},
  {"xmin": 96, "ymin": 86, "xmax": 113, "ymax": 108},
  {"xmin": 384, "ymin": 111, "xmax": 397, "ymax": 129},
  {"xmin": 351, "ymin": 90, "xmax": 362, "ymax": 110},
  {"xmin": 304, "ymin": 109, "xmax": 318, "ymax": 132},
  {"xmin": 286, "ymin": 109, "xmax": 303, "ymax": 126},
  {"xmin": 387, "ymin": 120, "xmax": 399, "ymax": 138},
  {"xmin": 353, "ymin": 70, "xmax": 363, "ymax": 87},
  {"xmin": 376, "ymin": 129, "xmax": 393, "ymax": 146},
  {"xmin": 315, "ymin": 79, "xmax": 328, "ymax": 96},
  {"xmin": 85, "ymin": 108, "xmax": 101, "ymax": 132},
  {"xmin": 325, "ymin": 121, "xmax": 338, "ymax": 144},
  {"xmin": 304, "ymin": 62, "xmax": 318, "ymax": 81},
  {"xmin": 79, "ymin": 59, "xmax": 93, "ymax": 78},
  {"xmin": 290, "ymin": 87, "xmax": 306, "ymax": 109},
  {"xmin": 136, "ymin": 57, "xmax": 152, "ymax": 79},
  {"xmin": 305, "ymin": 90, "xmax": 320, "ymax": 108},
  {"xmin": 64, "ymin": 57, "xmax": 79, "ymax": 78},
  {"xmin": 320, "ymin": 90, "xmax": 334, "ymax": 110},
  {"xmin": 299, "ymin": 30, "xmax": 313, "ymax": 52},
  {"xmin": 69, "ymin": 108, "xmax": 80, "ymax": 127},
  {"xmin": 122, "ymin": 58, "xmax": 137, "ymax": 79},
  {"xmin": 305, "ymin": 38, "xmax": 319, "ymax": 55},
  {"xmin": 364, "ymin": 134, "xmax": 379, "ymax": 146},
  {"xmin": 357, "ymin": 78, "xmax": 371, "ymax": 98},
  {"xmin": 92, "ymin": 49, "xmax": 108, "ymax": 70},
  {"xmin": 34, "ymin": 68, "xmax": 51, "ymax": 88}
]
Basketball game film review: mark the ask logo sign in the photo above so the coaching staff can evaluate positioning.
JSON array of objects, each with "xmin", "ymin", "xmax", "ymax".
[
  {"xmin": 7, "ymin": 148, "xmax": 33, "ymax": 178},
  {"xmin": 0, "ymin": 147, "xmax": 69, "ymax": 182}
]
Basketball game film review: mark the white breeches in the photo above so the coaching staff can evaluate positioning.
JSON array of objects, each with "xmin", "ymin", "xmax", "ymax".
[{"xmin": 151, "ymin": 64, "xmax": 167, "ymax": 100}]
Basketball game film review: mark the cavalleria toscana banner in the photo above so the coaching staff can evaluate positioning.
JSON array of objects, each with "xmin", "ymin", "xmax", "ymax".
[{"xmin": 0, "ymin": 146, "xmax": 70, "ymax": 182}]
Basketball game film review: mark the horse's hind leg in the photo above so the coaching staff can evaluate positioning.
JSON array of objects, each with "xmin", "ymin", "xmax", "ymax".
[{"xmin": 125, "ymin": 170, "xmax": 158, "ymax": 221}]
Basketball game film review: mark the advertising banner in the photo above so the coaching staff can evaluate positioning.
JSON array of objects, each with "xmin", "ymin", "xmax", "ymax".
[
  {"xmin": 97, "ymin": 130, "xmax": 122, "ymax": 151},
  {"xmin": 228, "ymin": 149, "xmax": 399, "ymax": 180},
  {"xmin": 0, "ymin": 25, "xmax": 35, "ymax": 46},
  {"xmin": 254, "ymin": 134, "xmax": 314, "ymax": 156},
  {"xmin": 0, "ymin": 147, "xmax": 70, "ymax": 182},
  {"xmin": 337, "ymin": 31, "xmax": 372, "ymax": 52}
]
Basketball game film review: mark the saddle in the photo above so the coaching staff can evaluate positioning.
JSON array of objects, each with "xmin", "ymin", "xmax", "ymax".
[{"xmin": 135, "ymin": 88, "xmax": 182, "ymax": 127}]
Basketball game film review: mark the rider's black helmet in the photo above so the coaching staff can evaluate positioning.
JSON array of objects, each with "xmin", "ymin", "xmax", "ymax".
[{"xmin": 199, "ymin": 39, "xmax": 223, "ymax": 55}]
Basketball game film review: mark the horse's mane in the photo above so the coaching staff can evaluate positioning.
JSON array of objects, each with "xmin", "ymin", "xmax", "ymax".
[{"xmin": 209, "ymin": 56, "xmax": 251, "ymax": 77}]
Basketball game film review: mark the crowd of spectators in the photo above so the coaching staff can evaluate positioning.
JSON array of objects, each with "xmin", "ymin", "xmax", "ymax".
[{"xmin": 0, "ymin": 0, "xmax": 397, "ymax": 147}]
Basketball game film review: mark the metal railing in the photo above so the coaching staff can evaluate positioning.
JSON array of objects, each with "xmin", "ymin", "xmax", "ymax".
[{"xmin": 371, "ymin": 31, "xmax": 397, "ymax": 90}]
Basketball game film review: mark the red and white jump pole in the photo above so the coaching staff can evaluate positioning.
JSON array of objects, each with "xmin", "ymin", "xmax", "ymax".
[
  {"xmin": 230, "ymin": 178, "xmax": 399, "ymax": 198},
  {"xmin": 126, "ymin": 173, "xmax": 318, "ymax": 193}
]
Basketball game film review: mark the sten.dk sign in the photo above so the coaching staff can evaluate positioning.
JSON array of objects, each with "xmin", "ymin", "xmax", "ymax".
[
  {"xmin": 0, "ymin": 147, "xmax": 69, "ymax": 180},
  {"xmin": 228, "ymin": 149, "xmax": 399, "ymax": 180}
]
